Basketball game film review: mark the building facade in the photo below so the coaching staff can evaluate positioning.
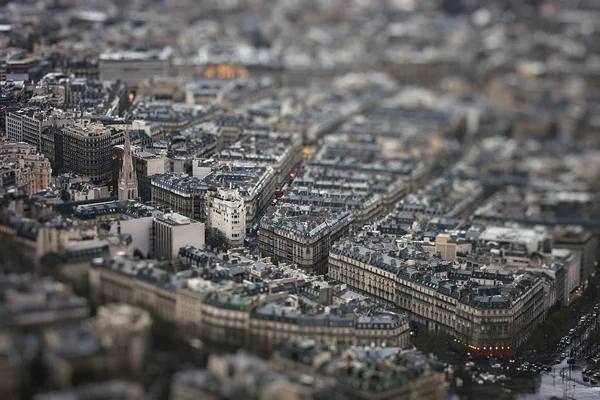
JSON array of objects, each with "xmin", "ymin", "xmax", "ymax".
[
  {"xmin": 328, "ymin": 239, "xmax": 548, "ymax": 353},
  {"xmin": 62, "ymin": 122, "xmax": 114, "ymax": 182},
  {"xmin": 259, "ymin": 204, "xmax": 352, "ymax": 274},
  {"xmin": 5, "ymin": 107, "xmax": 67, "ymax": 150},
  {"xmin": 0, "ymin": 140, "xmax": 52, "ymax": 194},
  {"xmin": 207, "ymin": 188, "xmax": 246, "ymax": 246},
  {"xmin": 153, "ymin": 213, "xmax": 205, "ymax": 261},
  {"xmin": 151, "ymin": 174, "xmax": 212, "ymax": 221}
]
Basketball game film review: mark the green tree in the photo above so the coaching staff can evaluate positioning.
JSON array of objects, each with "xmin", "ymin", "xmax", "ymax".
[{"xmin": 205, "ymin": 227, "xmax": 229, "ymax": 250}]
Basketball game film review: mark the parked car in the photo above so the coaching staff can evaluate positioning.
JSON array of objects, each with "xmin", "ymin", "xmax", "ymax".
[
  {"xmin": 591, "ymin": 379, "xmax": 597, "ymax": 385},
  {"xmin": 583, "ymin": 376, "xmax": 590, "ymax": 382}
]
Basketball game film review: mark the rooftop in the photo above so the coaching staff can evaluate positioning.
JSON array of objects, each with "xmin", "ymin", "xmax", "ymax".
[{"xmin": 261, "ymin": 203, "xmax": 352, "ymax": 238}]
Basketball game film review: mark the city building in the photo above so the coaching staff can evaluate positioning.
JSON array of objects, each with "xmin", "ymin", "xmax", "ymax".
[
  {"xmin": 61, "ymin": 121, "xmax": 115, "ymax": 182},
  {"xmin": 152, "ymin": 164, "xmax": 276, "ymax": 229},
  {"xmin": 67, "ymin": 181, "xmax": 110, "ymax": 202},
  {"xmin": 99, "ymin": 49, "xmax": 171, "ymax": 87},
  {"xmin": 0, "ymin": 275, "xmax": 89, "ymax": 330},
  {"xmin": 173, "ymin": 339, "xmax": 446, "ymax": 400},
  {"xmin": 216, "ymin": 131, "xmax": 303, "ymax": 186},
  {"xmin": 171, "ymin": 351, "xmax": 331, "ymax": 400},
  {"xmin": 90, "ymin": 254, "xmax": 410, "ymax": 353},
  {"xmin": 217, "ymin": 77, "xmax": 277, "ymax": 109},
  {"xmin": 259, "ymin": 203, "xmax": 352, "ymax": 274},
  {"xmin": 33, "ymin": 381, "xmax": 145, "ymax": 400},
  {"xmin": 207, "ymin": 188, "xmax": 246, "ymax": 246},
  {"xmin": 5, "ymin": 107, "xmax": 68, "ymax": 150},
  {"xmin": 276, "ymin": 339, "xmax": 448, "ymax": 400},
  {"xmin": 0, "ymin": 140, "xmax": 52, "ymax": 194},
  {"xmin": 151, "ymin": 173, "xmax": 212, "ymax": 221},
  {"xmin": 42, "ymin": 303, "xmax": 151, "ymax": 388},
  {"xmin": 153, "ymin": 213, "xmax": 205, "ymax": 261},
  {"xmin": 328, "ymin": 236, "xmax": 548, "ymax": 353}
]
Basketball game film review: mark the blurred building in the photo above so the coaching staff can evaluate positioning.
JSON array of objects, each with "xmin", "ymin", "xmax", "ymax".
[
  {"xmin": 43, "ymin": 303, "xmax": 151, "ymax": 388},
  {"xmin": 33, "ymin": 381, "xmax": 145, "ymax": 400}
]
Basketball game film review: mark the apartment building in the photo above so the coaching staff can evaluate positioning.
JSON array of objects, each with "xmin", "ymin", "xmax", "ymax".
[
  {"xmin": 0, "ymin": 140, "xmax": 52, "ymax": 194},
  {"xmin": 207, "ymin": 188, "xmax": 246, "ymax": 246},
  {"xmin": 151, "ymin": 174, "xmax": 212, "ymax": 221},
  {"xmin": 328, "ymin": 237, "xmax": 548, "ymax": 353},
  {"xmin": 90, "ymin": 256, "xmax": 410, "ymax": 353},
  {"xmin": 62, "ymin": 121, "xmax": 114, "ymax": 182},
  {"xmin": 259, "ymin": 204, "xmax": 352, "ymax": 274}
]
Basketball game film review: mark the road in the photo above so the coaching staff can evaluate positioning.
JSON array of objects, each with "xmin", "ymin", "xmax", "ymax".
[{"xmin": 516, "ymin": 314, "xmax": 600, "ymax": 400}]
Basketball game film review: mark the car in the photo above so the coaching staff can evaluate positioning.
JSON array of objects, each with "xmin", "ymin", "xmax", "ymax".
[
  {"xmin": 594, "ymin": 373, "xmax": 600, "ymax": 379},
  {"xmin": 556, "ymin": 359, "xmax": 562, "ymax": 364},
  {"xmin": 584, "ymin": 376, "xmax": 590, "ymax": 382},
  {"xmin": 591, "ymin": 380, "xmax": 598, "ymax": 385},
  {"xmin": 561, "ymin": 353, "xmax": 567, "ymax": 358}
]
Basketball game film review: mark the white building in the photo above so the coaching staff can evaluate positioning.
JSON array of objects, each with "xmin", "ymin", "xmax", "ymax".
[
  {"xmin": 5, "ymin": 108, "xmax": 68, "ymax": 150},
  {"xmin": 208, "ymin": 188, "xmax": 246, "ymax": 246},
  {"xmin": 109, "ymin": 217, "xmax": 154, "ymax": 258},
  {"xmin": 479, "ymin": 226, "xmax": 553, "ymax": 256},
  {"xmin": 153, "ymin": 213, "xmax": 205, "ymax": 261}
]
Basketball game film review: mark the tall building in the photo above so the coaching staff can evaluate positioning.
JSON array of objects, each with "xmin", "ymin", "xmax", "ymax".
[
  {"xmin": 207, "ymin": 188, "xmax": 246, "ymax": 246},
  {"xmin": 118, "ymin": 131, "xmax": 138, "ymax": 201},
  {"xmin": 62, "ymin": 121, "xmax": 114, "ymax": 182},
  {"xmin": 152, "ymin": 213, "xmax": 205, "ymax": 261}
]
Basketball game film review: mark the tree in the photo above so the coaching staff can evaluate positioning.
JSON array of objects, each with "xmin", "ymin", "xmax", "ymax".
[
  {"xmin": 60, "ymin": 190, "xmax": 71, "ymax": 202},
  {"xmin": 205, "ymin": 227, "xmax": 228, "ymax": 250},
  {"xmin": 57, "ymin": 167, "xmax": 70, "ymax": 175}
]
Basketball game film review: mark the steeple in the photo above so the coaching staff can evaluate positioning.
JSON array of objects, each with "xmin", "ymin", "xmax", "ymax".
[{"xmin": 118, "ymin": 130, "xmax": 138, "ymax": 201}]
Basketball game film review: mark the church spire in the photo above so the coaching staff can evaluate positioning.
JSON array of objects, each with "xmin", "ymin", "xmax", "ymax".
[{"xmin": 118, "ymin": 130, "xmax": 138, "ymax": 201}]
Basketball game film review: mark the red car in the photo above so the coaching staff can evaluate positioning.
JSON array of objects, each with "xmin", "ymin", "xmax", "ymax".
[{"xmin": 556, "ymin": 359, "xmax": 562, "ymax": 364}]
